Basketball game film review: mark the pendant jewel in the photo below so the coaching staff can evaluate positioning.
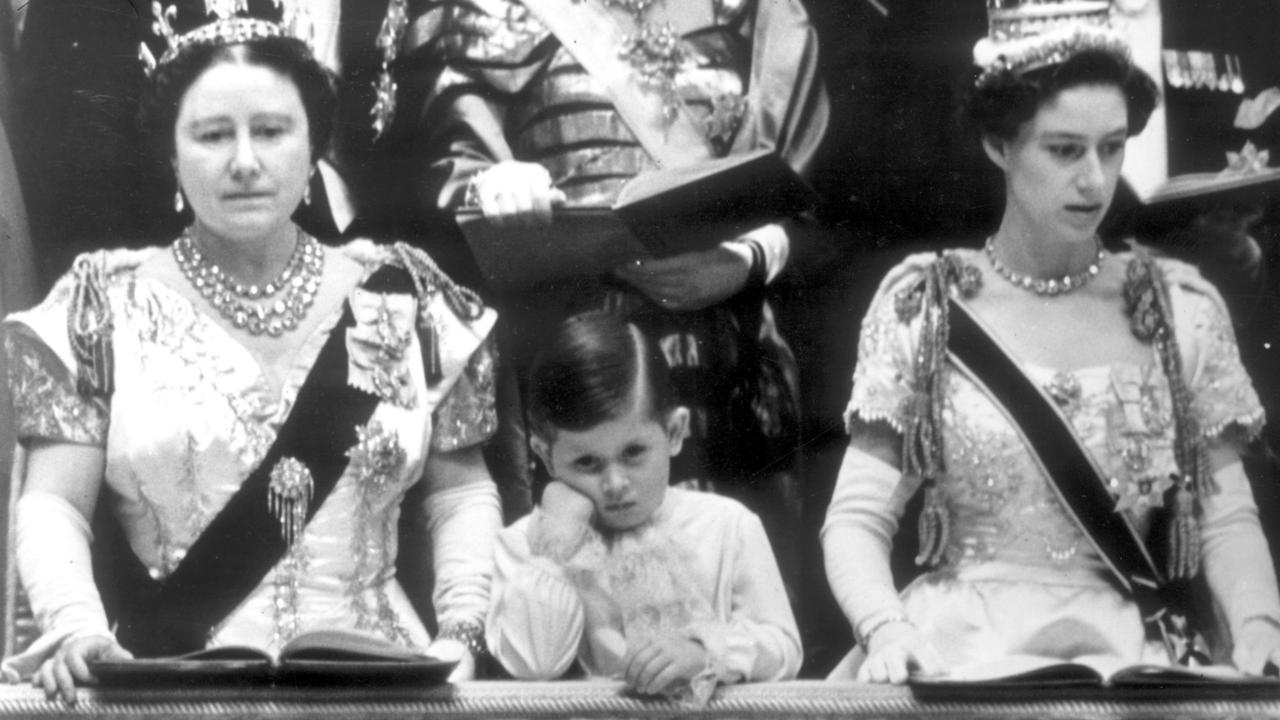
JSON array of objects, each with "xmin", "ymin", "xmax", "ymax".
[{"xmin": 268, "ymin": 457, "xmax": 314, "ymax": 547}]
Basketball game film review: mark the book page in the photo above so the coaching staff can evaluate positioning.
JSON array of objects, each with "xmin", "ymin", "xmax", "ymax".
[
  {"xmin": 919, "ymin": 654, "xmax": 1102, "ymax": 685},
  {"xmin": 279, "ymin": 628, "xmax": 427, "ymax": 663}
]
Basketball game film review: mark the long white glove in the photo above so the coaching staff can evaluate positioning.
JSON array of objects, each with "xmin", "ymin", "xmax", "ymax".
[
  {"xmin": 2, "ymin": 491, "xmax": 112, "ymax": 681},
  {"xmin": 820, "ymin": 445, "xmax": 921, "ymax": 644},
  {"xmin": 424, "ymin": 481, "xmax": 501, "ymax": 648}
]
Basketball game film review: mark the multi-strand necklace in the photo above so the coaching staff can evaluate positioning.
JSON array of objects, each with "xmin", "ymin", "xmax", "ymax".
[
  {"xmin": 985, "ymin": 236, "xmax": 1105, "ymax": 296},
  {"xmin": 174, "ymin": 230, "xmax": 324, "ymax": 336}
]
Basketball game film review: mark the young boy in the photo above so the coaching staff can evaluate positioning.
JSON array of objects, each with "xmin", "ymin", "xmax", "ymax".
[{"xmin": 485, "ymin": 312, "xmax": 801, "ymax": 703}]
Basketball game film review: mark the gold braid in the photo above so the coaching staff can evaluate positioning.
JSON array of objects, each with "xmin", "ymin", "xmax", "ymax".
[
  {"xmin": 894, "ymin": 253, "xmax": 982, "ymax": 567},
  {"xmin": 1123, "ymin": 254, "xmax": 1207, "ymax": 581}
]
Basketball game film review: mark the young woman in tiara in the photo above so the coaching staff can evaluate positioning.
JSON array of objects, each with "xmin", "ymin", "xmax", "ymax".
[
  {"xmin": 823, "ymin": 4, "xmax": 1280, "ymax": 683},
  {"xmin": 2, "ymin": 3, "xmax": 501, "ymax": 703}
]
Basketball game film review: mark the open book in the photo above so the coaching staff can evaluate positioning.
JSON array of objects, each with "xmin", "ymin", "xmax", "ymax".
[
  {"xmin": 909, "ymin": 654, "xmax": 1280, "ymax": 699},
  {"xmin": 456, "ymin": 150, "xmax": 816, "ymax": 291},
  {"xmin": 87, "ymin": 628, "xmax": 457, "ymax": 687}
]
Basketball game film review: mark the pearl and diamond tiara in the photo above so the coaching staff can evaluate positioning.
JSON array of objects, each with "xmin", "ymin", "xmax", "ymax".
[{"xmin": 972, "ymin": 0, "xmax": 1132, "ymax": 87}]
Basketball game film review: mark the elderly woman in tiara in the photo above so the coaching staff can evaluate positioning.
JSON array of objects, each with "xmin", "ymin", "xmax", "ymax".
[
  {"xmin": 1, "ymin": 1, "xmax": 501, "ymax": 703},
  {"xmin": 822, "ymin": 0, "xmax": 1280, "ymax": 683}
]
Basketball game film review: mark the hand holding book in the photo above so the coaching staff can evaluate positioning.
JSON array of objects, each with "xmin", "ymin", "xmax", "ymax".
[
  {"xmin": 456, "ymin": 151, "xmax": 814, "ymax": 291},
  {"xmin": 466, "ymin": 161, "xmax": 568, "ymax": 229}
]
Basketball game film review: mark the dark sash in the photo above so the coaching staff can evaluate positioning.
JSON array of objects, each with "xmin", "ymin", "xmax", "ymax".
[
  {"xmin": 93, "ymin": 266, "xmax": 415, "ymax": 657},
  {"xmin": 946, "ymin": 297, "xmax": 1194, "ymax": 664}
]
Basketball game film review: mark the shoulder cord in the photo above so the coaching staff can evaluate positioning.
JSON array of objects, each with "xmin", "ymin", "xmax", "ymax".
[
  {"xmin": 894, "ymin": 253, "xmax": 981, "ymax": 567},
  {"xmin": 1123, "ymin": 254, "xmax": 1209, "ymax": 581},
  {"xmin": 68, "ymin": 252, "xmax": 114, "ymax": 398}
]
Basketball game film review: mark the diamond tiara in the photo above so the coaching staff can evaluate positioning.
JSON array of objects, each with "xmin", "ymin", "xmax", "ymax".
[
  {"xmin": 139, "ymin": 1, "xmax": 313, "ymax": 76},
  {"xmin": 972, "ymin": 1, "xmax": 1130, "ymax": 86}
]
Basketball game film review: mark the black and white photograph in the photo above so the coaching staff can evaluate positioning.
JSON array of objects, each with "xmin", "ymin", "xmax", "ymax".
[{"xmin": 0, "ymin": 0, "xmax": 1279, "ymax": 717}]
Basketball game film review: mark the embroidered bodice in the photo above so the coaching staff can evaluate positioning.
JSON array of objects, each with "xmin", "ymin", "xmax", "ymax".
[
  {"xmin": 5, "ymin": 240, "xmax": 498, "ymax": 652},
  {"xmin": 847, "ymin": 250, "xmax": 1265, "ymax": 574}
]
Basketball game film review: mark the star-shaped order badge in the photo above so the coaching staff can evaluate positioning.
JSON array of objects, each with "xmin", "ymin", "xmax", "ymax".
[{"xmin": 1109, "ymin": 473, "xmax": 1174, "ymax": 514}]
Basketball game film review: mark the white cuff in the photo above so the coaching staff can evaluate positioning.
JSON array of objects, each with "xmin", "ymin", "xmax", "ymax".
[{"xmin": 725, "ymin": 223, "xmax": 790, "ymax": 285}]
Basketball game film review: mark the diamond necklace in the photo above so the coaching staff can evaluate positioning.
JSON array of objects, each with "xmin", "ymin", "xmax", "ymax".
[
  {"xmin": 173, "ymin": 230, "xmax": 324, "ymax": 336},
  {"xmin": 984, "ymin": 236, "xmax": 1105, "ymax": 296}
]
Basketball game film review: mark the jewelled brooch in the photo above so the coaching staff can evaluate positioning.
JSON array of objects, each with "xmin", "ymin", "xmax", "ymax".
[{"xmin": 268, "ymin": 456, "xmax": 314, "ymax": 547}]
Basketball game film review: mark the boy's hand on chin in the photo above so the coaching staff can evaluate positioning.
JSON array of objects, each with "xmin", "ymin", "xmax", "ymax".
[
  {"xmin": 541, "ymin": 481, "xmax": 596, "ymax": 525},
  {"xmin": 622, "ymin": 634, "xmax": 709, "ymax": 697}
]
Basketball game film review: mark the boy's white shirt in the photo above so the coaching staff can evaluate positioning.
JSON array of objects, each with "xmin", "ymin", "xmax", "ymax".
[{"xmin": 485, "ymin": 487, "xmax": 801, "ymax": 684}]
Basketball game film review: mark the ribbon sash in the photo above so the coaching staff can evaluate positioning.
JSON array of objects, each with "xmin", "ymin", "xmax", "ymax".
[
  {"xmin": 94, "ymin": 266, "xmax": 413, "ymax": 657},
  {"xmin": 518, "ymin": 0, "xmax": 714, "ymax": 169},
  {"xmin": 945, "ymin": 297, "xmax": 1187, "ymax": 661}
]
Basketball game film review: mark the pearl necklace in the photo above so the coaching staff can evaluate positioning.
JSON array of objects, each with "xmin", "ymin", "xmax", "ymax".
[
  {"xmin": 174, "ymin": 230, "xmax": 324, "ymax": 336},
  {"xmin": 984, "ymin": 236, "xmax": 1105, "ymax": 296}
]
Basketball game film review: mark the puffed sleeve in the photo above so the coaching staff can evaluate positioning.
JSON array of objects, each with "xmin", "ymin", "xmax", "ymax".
[
  {"xmin": 430, "ymin": 333, "xmax": 498, "ymax": 452},
  {"xmin": 683, "ymin": 507, "xmax": 801, "ymax": 691},
  {"xmin": 0, "ymin": 248, "xmax": 134, "ymax": 447},
  {"xmin": 1163, "ymin": 258, "xmax": 1266, "ymax": 441},
  {"xmin": 844, "ymin": 254, "xmax": 933, "ymax": 434},
  {"xmin": 485, "ymin": 512, "xmax": 593, "ymax": 679},
  {"xmin": 4, "ymin": 325, "xmax": 107, "ymax": 446}
]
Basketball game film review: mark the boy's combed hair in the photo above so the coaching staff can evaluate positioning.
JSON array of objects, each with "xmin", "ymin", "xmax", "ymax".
[{"xmin": 528, "ymin": 311, "xmax": 674, "ymax": 436}]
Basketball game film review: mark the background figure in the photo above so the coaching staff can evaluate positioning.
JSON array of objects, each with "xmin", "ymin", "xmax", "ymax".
[
  {"xmin": 11, "ymin": 0, "xmax": 176, "ymax": 290},
  {"xmin": 396, "ymin": 0, "xmax": 828, "ymax": 603}
]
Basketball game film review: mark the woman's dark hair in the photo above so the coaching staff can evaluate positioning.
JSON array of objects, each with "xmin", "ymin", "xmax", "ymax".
[
  {"xmin": 528, "ymin": 311, "xmax": 675, "ymax": 438},
  {"xmin": 138, "ymin": 36, "xmax": 338, "ymax": 164},
  {"xmin": 965, "ymin": 48, "xmax": 1160, "ymax": 141}
]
